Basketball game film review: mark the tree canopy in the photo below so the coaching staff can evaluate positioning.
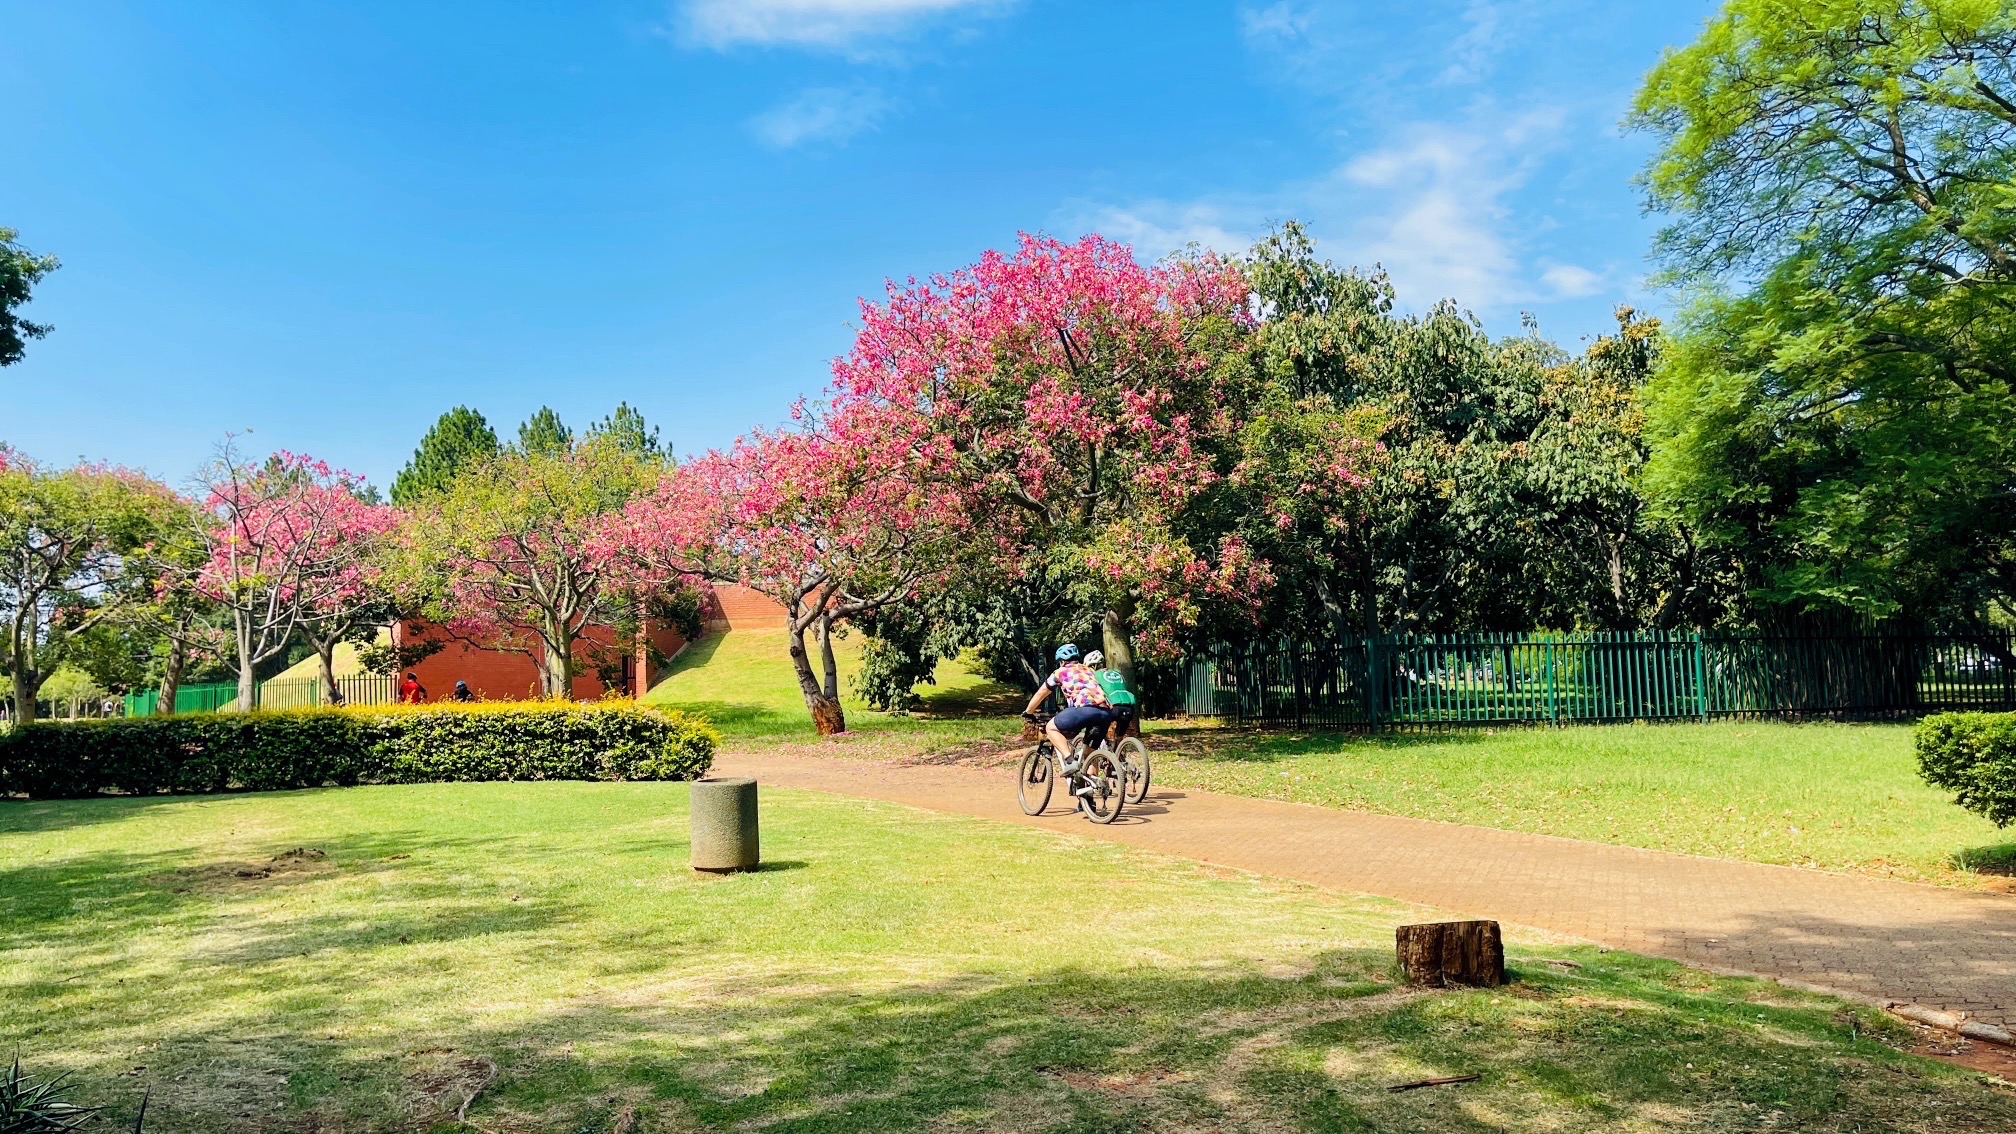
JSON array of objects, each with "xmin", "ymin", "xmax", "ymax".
[
  {"xmin": 516, "ymin": 406, "xmax": 574, "ymax": 456},
  {"xmin": 1632, "ymin": 0, "xmax": 2016, "ymax": 626},
  {"xmin": 0, "ymin": 227, "xmax": 58, "ymax": 368},
  {"xmin": 390, "ymin": 406, "xmax": 500, "ymax": 505}
]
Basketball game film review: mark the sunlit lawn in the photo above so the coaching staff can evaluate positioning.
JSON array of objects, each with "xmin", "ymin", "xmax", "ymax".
[
  {"xmin": 4, "ymin": 782, "xmax": 2010, "ymax": 1132},
  {"xmin": 642, "ymin": 627, "xmax": 1022, "ymax": 738},
  {"xmin": 1149, "ymin": 720, "xmax": 2014, "ymax": 887}
]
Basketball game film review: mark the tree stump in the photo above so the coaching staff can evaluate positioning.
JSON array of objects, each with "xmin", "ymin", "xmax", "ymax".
[{"xmin": 1396, "ymin": 920, "xmax": 1504, "ymax": 988}]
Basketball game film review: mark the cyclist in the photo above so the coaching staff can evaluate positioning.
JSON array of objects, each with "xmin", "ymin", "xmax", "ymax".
[
  {"xmin": 1023, "ymin": 644, "xmax": 1112, "ymax": 773},
  {"xmin": 1084, "ymin": 650, "xmax": 1137, "ymax": 742}
]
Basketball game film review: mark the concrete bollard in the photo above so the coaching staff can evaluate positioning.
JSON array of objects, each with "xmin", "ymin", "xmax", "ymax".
[{"xmin": 690, "ymin": 777, "xmax": 760, "ymax": 872}]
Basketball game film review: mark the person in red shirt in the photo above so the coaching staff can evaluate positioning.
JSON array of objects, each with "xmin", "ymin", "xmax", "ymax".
[{"xmin": 399, "ymin": 672, "xmax": 427, "ymax": 704}]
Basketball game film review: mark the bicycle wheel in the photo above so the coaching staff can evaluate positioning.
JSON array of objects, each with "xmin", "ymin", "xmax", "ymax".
[
  {"xmin": 1116, "ymin": 736, "xmax": 1151, "ymax": 805},
  {"xmin": 1017, "ymin": 747, "xmax": 1054, "ymax": 815},
  {"xmin": 1075, "ymin": 751, "xmax": 1125, "ymax": 824}
]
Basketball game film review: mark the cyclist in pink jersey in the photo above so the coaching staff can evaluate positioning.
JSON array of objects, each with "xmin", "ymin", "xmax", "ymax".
[{"xmin": 1022, "ymin": 643, "xmax": 1112, "ymax": 771}]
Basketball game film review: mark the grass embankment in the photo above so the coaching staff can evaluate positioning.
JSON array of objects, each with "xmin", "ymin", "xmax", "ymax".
[
  {"xmin": 4, "ymin": 784, "xmax": 2008, "ymax": 1132},
  {"xmin": 1150, "ymin": 720, "xmax": 2014, "ymax": 887},
  {"xmin": 642, "ymin": 626, "xmax": 1021, "ymax": 739}
]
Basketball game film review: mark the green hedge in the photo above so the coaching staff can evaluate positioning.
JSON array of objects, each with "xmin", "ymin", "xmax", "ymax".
[
  {"xmin": 1915, "ymin": 711, "xmax": 2016, "ymax": 828},
  {"xmin": 0, "ymin": 703, "xmax": 718, "ymax": 799}
]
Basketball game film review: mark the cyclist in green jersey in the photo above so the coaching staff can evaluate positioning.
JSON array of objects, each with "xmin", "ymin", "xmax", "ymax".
[{"xmin": 1083, "ymin": 650, "xmax": 1136, "ymax": 744}]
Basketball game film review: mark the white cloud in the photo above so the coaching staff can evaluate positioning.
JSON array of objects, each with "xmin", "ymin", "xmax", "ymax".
[
  {"xmin": 680, "ymin": 0, "xmax": 1002, "ymax": 51},
  {"xmin": 1062, "ymin": 111, "xmax": 1587, "ymax": 315},
  {"xmin": 1438, "ymin": 0, "xmax": 1504, "ymax": 84},
  {"xmin": 750, "ymin": 86, "xmax": 891, "ymax": 147},
  {"xmin": 1334, "ymin": 123, "xmax": 1532, "ymax": 309},
  {"xmin": 1539, "ymin": 263, "xmax": 1603, "ymax": 298},
  {"xmin": 1076, "ymin": 201, "xmax": 1260, "ymax": 259},
  {"xmin": 1238, "ymin": 2, "xmax": 1313, "ymax": 46}
]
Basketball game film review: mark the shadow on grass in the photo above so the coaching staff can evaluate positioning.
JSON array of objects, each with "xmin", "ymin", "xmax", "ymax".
[
  {"xmin": 1155, "ymin": 727, "xmax": 1491, "ymax": 764},
  {"xmin": 1952, "ymin": 841, "xmax": 2016, "ymax": 876},
  {"xmin": 42, "ymin": 945, "xmax": 2016, "ymax": 1133},
  {"xmin": 0, "ymin": 792, "xmax": 220, "ymax": 835},
  {"xmin": 0, "ymin": 826, "xmax": 567, "ymax": 954}
]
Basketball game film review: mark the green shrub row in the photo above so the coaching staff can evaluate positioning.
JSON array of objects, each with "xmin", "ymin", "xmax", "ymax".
[
  {"xmin": 1916, "ymin": 711, "xmax": 2016, "ymax": 828},
  {"xmin": 0, "ymin": 703, "xmax": 718, "ymax": 799}
]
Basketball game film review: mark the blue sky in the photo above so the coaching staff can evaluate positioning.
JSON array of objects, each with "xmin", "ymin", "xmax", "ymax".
[{"xmin": 2, "ymin": 0, "xmax": 1717, "ymax": 489}]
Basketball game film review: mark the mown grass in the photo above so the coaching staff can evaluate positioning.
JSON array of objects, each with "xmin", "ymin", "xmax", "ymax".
[
  {"xmin": 1149, "ymin": 720, "xmax": 2014, "ymax": 887},
  {"xmin": 642, "ymin": 627, "xmax": 1021, "ymax": 739},
  {"xmin": 2, "ymin": 782, "xmax": 2008, "ymax": 1132}
]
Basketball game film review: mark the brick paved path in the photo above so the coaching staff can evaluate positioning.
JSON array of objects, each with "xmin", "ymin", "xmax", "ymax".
[{"xmin": 719, "ymin": 748, "xmax": 2016, "ymax": 1029}]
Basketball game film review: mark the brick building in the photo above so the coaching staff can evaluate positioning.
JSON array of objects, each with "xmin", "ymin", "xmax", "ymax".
[{"xmin": 388, "ymin": 584, "xmax": 787, "ymax": 702}]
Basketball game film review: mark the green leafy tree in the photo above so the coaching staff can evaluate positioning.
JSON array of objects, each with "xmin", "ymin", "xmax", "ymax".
[
  {"xmin": 586, "ymin": 402, "xmax": 667, "ymax": 459},
  {"xmin": 1632, "ymin": 0, "xmax": 2016, "ymax": 627},
  {"xmin": 1239, "ymin": 225, "xmax": 1720, "ymax": 635},
  {"xmin": 0, "ymin": 227, "xmax": 59, "ymax": 368},
  {"xmin": 390, "ymin": 406, "xmax": 500, "ymax": 505},
  {"xmin": 392, "ymin": 438, "xmax": 659, "ymax": 698},
  {"xmin": 0, "ymin": 455, "xmax": 180, "ymax": 724},
  {"xmin": 516, "ymin": 406, "xmax": 573, "ymax": 456}
]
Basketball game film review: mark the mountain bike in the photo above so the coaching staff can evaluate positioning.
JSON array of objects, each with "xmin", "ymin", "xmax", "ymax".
[
  {"xmin": 1017, "ymin": 713, "xmax": 1124, "ymax": 824},
  {"xmin": 1114, "ymin": 731, "xmax": 1151, "ymax": 806}
]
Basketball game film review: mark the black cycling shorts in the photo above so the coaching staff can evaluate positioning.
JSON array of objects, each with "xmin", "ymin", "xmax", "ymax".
[{"xmin": 1053, "ymin": 705, "xmax": 1114, "ymax": 741}]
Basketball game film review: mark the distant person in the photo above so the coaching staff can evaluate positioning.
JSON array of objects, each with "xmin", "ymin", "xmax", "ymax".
[
  {"xmin": 399, "ymin": 671, "xmax": 427, "ymax": 704},
  {"xmin": 450, "ymin": 680, "xmax": 474, "ymax": 703}
]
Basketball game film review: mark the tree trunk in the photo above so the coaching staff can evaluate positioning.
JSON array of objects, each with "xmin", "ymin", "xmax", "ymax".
[
  {"xmin": 788, "ymin": 620, "xmax": 846, "ymax": 735},
  {"xmin": 234, "ymin": 615, "xmax": 257, "ymax": 712},
  {"xmin": 817, "ymin": 614, "xmax": 840, "ymax": 701},
  {"xmin": 1101, "ymin": 600, "xmax": 1138, "ymax": 690},
  {"xmin": 9, "ymin": 659, "xmax": 39, "ymax": 726},
  {"xmin": 1396, "ymin": 921, "xmax": 1505, "ymax": 988},
  {"xmin": 538, "ymin": 618, "xmax": 574, "ymax": 700},
  {"xmin": 313, "ymin": 637, "xmax": 345, "ymax": 706},
  {"xmin": 156, "ymin": 628, "xmax": 187, "ymax": 716}
]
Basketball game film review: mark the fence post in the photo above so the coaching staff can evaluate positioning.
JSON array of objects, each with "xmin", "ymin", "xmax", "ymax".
[
  {"xmin": 1367, "ymin": 636, "xmax": 1381, "ymax": 731},
  {"xmin": 1546, "ymin": 640, "xmax": 1558, "ymax": 725},
  {"xmin": 1693, "ymin": 632, "xmax": 1709, "ymax": 722}
]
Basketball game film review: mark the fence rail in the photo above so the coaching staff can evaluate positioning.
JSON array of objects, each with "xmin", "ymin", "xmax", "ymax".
[
  {"xmin": 1185, "ymin": 630, "xmax": 2016, "ymax": 727},
  {"xmin": 123, "ymin": 675, "xmax": 398, "ymax": 717}
]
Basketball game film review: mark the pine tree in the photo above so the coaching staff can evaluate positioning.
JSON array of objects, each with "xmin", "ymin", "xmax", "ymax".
[
  {"xmin": 390, "ymin": 406, "xmax": 500, "ymax": 505},
  {"xmin": 516, "ymin": 406, "xmax": 573, "ymax": 456},
  {"xmin": 586, "ymin": 401, "xmax": 667, "ymax": 459}
]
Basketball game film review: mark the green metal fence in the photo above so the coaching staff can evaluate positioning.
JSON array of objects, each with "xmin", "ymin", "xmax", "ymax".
[
  {"xmin": 1190, "ymin": 630, "xmax": 2016, "ymax": 727},
  {"xmin": 123, "ymin": 675, "xmax": 397, "ymax": 716}
]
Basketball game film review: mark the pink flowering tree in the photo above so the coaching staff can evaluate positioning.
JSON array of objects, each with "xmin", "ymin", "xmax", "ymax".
[
  {"xmin": 394, "ymin": 438, "xmax": 660, "ymax": 700},
  {"xmin": 194, "ymin": 443, "xmax": 399, "ymax": 711},
  {"xmin": 613, "ymin": 399, "xmax": 967, "ymax": 733},
  {"xmin": 828, "ymin": 233, "xmax": 1339, "ymax": 678}
]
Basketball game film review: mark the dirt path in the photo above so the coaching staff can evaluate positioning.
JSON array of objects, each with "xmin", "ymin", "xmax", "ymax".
[{"xmin": 716, "ymin": 746, "xmax": 2016, "ymax": 1030}]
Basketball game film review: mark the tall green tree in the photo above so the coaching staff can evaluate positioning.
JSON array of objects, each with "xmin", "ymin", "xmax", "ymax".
[
  {"xmin": 393, "ymin": 438, "xmax": 658, "ymax": 699},
  {"xmin": 391, "ymin": 406, "xmax": 500, "ymax": 505},
  {"xmin": 1632, "ymin": 0, "xmax": 2016, "ymax": 626},
  {"xmin": 516, "ymin": 406, "xmax": 573, "ymax": 456},
  {"xmin": 0, "ymin": 227, "xmax": 58, "ymax": 367},
  {"xmin": 586, "ymin": 402, "xmax": 667, "ymax": 459},
  {"xmin": 0, "ymin": 455, "xmax": 180, "ymax": 724}
]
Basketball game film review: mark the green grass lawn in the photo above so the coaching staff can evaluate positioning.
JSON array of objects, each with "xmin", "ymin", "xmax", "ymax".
[
  {"xmin": 3, "ymin": 783, "xmax": 2008, "ymax": 1132},
  {"xmin": 1149, "ymin": 720, "xmax": 2014, "ymax": 887},
  {"xmin": 642, "ymin": 627, "xmax": 1022, "ymax": 739}
]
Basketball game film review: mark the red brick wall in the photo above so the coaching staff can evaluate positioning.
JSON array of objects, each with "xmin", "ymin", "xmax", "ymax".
[
  {"xmin": 392, "ymin": 617, "xmax": 690, "ymax": 703},
  {"xmin": 709, "ymin": 582, "xmax": 788, "ymax": 628}
]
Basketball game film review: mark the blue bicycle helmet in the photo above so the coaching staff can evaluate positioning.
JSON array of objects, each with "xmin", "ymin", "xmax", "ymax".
[{"xmin": 1054, "ymin": 643, "xmax": 1081, "ymax": 662}]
